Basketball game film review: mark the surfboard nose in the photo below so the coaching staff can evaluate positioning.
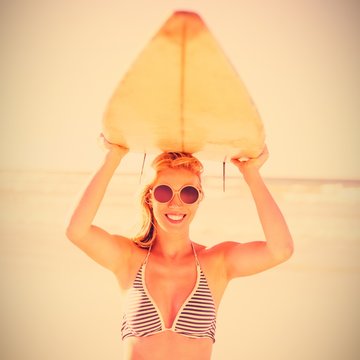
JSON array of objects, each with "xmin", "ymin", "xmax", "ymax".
[
  {"xmin": 161, "ymin": 10, "xmax": 205, "ymax": 41},
  {"xmin": 173, "ymin": 10, "xmax": 201, "ymax": 18}
]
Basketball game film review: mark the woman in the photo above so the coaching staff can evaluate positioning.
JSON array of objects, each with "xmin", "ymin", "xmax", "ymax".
[{"xmin": 66, "ymin": 137, "xmax": 293, "ymax": 360}]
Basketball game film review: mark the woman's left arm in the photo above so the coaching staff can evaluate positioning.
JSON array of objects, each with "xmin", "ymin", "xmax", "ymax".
[{"xmin": 222, "ymin": 146, "xmax": 294, "ymax": 280}]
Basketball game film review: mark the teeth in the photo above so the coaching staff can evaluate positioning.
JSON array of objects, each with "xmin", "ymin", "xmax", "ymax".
[{"xmin": 167, "ymin": 214, "xmax": 184, "ymax": 221}]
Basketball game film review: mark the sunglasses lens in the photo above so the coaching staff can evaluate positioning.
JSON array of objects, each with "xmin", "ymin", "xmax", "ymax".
[
  {"xmin": 153, "ymin": 185, "xmax": 173, "ymax": 203},
  {"xmin": 180, "ymin": 186, "xmax": 200, "ymax": 204}
]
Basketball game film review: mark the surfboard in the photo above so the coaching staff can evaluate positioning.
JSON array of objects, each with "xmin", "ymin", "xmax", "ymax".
[{"xmin": 102, "ymin": 10, "xmax": 265, "ymax": 161}]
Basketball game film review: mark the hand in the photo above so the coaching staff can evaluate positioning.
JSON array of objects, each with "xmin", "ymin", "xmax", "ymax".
[
  {"xmin": 98, "ymin": 134, "xmax": 129, "ymax": 158},
  {"xmin": 231, "ymin": 145, "xmax": 269, "ymax": 177}
]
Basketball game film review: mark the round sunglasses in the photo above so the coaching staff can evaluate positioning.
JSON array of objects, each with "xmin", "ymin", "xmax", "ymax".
[{"xmin": 152, "ymin": 184, "xmax": 202, "ymax": 205}]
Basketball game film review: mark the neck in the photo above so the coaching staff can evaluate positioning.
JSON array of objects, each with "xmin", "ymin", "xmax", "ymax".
[{"xmin": 153, "ymin": 227, "xmax": 193, "ymax": 259}]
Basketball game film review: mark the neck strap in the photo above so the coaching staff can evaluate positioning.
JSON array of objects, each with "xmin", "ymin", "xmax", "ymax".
[
  {"xmin": 191, "ymin": 242, "xmax": 201, "ymax": 266},
  {"xmin": 143, "ymin": 244, "xmax": 152, "ymax": 265}
]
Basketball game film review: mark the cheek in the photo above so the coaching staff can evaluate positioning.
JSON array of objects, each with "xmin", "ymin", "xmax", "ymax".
[
  {"xmin": 151, "ymin": 202, "xmax": 165, "ymax": 220},
  {"xmin": 187, "ymin": 205, "xmax": 199, "ymax": 222}
]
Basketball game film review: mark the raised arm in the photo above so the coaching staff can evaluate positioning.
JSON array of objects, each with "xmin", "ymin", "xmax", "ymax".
[
  {"xmin": 221, "ymin": 146, "xmax": 294, "ymax": 280},
  {"xmin": 65, "ymin": 136, "xmax": 135, "ymax": 274}
]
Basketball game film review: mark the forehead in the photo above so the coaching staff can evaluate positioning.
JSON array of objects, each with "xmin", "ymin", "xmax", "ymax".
[{"xmin": 154, "ymin": 168, "xmax": 201, "ymax": 188}]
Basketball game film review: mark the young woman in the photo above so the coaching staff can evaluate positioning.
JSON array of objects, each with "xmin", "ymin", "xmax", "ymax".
[{"xmin": 66, "ymin": 137, "xmax": 293, "ymax": 360}]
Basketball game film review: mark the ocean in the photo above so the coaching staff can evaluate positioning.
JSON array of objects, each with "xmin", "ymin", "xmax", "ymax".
[{"xmin": 1, "ymin": 171, "xmax": 359, "ymax": 360}]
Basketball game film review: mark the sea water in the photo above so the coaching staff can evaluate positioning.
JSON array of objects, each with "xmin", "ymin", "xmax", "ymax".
[{"xmin": 1, "ymin": 171, "xmax": 359, "ymax": 360}]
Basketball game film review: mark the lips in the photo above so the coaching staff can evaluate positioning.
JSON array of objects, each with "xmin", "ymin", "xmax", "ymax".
[{"xmin": 165, "ymin": 214, "xmax": 186, "ymax": 223}]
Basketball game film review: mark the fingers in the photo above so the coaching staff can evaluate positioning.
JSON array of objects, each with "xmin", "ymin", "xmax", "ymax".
[
  {"xmin": 230, "ymin": 145, "xmax": 269, "ymax": 172},
  {"xmin": 256, "ymin": 145, "xmax": 269, "ymax": 164},
  {"xmin": 97, "ymin": 133, "xmax": 113, "ymax": 149},
  {"xmin": 261, "ymin": 145, "xmax": 269, "ymax": 158},
  {"xmin": 230, "ymin": 158, "xmax": 243, "ymax": 167},
  {"xmin": 98, "ymin": 133, "xmax": 115, "ymax": 147},
  {"xmin": 98, "ymin": 133, "xmax": 129, "ymax": 155},
  {"xmin": 231, "ymin": 145, "xmax": 268, "ymax": 161}
]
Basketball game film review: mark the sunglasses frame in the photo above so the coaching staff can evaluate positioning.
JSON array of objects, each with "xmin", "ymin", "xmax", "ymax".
[{"xmin": 151, "ymin": 184, "xmax": 203, "ymax": 205}]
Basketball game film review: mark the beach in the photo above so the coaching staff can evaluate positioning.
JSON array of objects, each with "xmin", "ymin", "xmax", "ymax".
[{"xmin": 1, "ymin": 170, "xmax": 359, "ymax": 360}]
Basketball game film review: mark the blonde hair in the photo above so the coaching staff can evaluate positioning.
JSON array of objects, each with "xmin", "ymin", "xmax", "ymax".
[{"xmin": 132, "ymin": 152, "xmax": 203, "ymax": 248}]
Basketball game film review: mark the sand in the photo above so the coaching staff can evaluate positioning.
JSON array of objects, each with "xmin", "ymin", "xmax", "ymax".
[{"xmin": 1, "ymin": 171, "xmax": 359, "ymax": 360}]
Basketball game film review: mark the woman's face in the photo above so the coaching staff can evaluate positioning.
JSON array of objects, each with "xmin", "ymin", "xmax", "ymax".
[{"xmin": 150, "ymin": 168, "xmax": 202, "ymax": 233}]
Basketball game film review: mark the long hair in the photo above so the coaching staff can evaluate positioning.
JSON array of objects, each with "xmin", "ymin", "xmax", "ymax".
[{"xmin": 132, "ymin": 152, "xmax": 204, "ymax": 248}]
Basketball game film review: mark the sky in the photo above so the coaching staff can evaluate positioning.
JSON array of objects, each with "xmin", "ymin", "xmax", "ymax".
[{"xmin": 1, "ymin": 0, "xmax": 360, "ymax": 179}]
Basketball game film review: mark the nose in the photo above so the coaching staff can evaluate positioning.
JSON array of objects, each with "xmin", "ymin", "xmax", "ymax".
[{"xmin": 168, "ymin": 192, "xmax": 182, "ymax": 207}]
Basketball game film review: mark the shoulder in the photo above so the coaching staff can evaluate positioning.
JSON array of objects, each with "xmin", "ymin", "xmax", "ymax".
[
  {"xmin": 113, "ymin": 236, "xmax": 149, "ymax": 287},
  {"xmin": 192, "ymin": 242, "xmax": 235, "ymax": 303},
  {"xmin": 192, "ymin": 241, "xmax": 246, "ymax": 278},
  {"xmin": 192, "ymin": 241, "xmax": 234, "ymax": 274},
  {"xmin": 193, "ymin": 241, "xmax": 241, "ymax": 259}
]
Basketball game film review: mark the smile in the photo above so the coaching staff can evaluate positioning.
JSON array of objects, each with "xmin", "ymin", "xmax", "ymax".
[{"xmin": 165, "ymin": 214, "xmax": 186, "ymax": 223}]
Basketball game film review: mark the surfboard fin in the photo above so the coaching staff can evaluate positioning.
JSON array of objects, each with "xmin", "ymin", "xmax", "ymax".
[
  {"xmin": 139, "ymin": 153, "xmax": 147, "ymax": 184},
  {"xmin": 223, "ymin": 161, "xmax": 226, "ymax": 192}
]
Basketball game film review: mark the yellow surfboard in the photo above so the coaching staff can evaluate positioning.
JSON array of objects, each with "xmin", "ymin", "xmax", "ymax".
[{"xmin": 103, "ymin": 10, "xmax": 265, "ymax": 161}]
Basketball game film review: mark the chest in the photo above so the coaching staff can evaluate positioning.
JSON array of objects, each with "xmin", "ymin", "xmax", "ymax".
[{"xmin": 145, "ymin": 261, "xmax": 198, "ymax": 328}]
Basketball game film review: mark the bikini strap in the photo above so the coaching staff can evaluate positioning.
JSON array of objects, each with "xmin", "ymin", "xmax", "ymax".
[
  {"xmin": 143, "ymin": 244, "xmax": 152, "ymax": 265},
  {"xmin": 191, "ymin": 242, "xmax": 201, "ymax": 266}
]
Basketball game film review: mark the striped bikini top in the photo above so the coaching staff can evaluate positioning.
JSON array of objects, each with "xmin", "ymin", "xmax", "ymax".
[{"xmin": 121, "ymin": 244, "xmax": 217, "ymax": 342}]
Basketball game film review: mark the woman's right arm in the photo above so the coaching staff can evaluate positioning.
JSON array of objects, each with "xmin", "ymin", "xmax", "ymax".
[{"xmin": 65, "ymin": 139, "xmax": 134, "ymax": 273}]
